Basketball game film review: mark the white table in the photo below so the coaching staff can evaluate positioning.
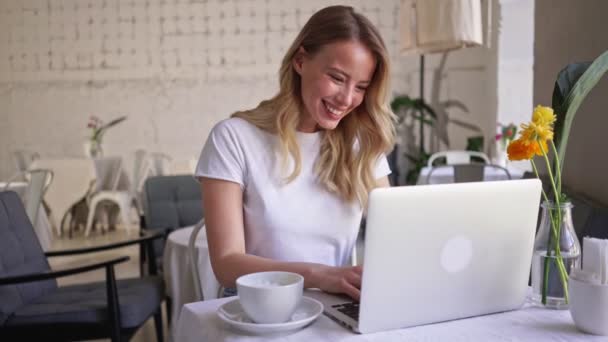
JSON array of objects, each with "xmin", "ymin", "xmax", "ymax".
[
  {"xmin": 417, "ymin": 165, "xmax": 526, "ymax": 185},
  {"xmin": 0, "ymin": 181, "xmax": 52, "ymax": 251},
  {"xmin": 175, "ymin": 294, "xmax": 606, "ymax": 341},
  {"xmin": 163, "ymin": 226, "xmax": 221, "ymax": 331}
]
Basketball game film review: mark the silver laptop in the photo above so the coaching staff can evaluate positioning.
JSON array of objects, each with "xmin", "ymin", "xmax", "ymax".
[{"xmin": 307, "ymin": 179, "xmax": 542, "ymax": 334}]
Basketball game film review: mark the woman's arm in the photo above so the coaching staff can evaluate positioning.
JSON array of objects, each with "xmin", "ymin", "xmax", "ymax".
[{"xmin": 200, "ymin": 177, "xmax": 363, "ymax": 300}]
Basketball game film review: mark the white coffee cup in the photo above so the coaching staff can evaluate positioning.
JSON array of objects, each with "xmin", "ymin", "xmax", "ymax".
[
  {"xmin": 569, "ymin": 277, "xmax": 608, "ymax": 335},
  {"xmin": 236, "ymin": 271, "xmax": 304, "ymax": 324}
]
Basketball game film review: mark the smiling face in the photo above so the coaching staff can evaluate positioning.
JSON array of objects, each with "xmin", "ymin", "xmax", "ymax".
[{"xmin": 293, "ymin": 40, "xmax": 377, "ymax": 132}]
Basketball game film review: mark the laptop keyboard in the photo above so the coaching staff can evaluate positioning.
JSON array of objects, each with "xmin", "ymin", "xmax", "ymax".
[{"xmin": 332, "ymin": 302, "xmax": 360, "ymax": 321}]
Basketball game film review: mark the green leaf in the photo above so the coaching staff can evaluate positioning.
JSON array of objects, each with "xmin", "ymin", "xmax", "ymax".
[
  {"xmin": 412, "ymin": 114, "xmax": 435, "ymax": 126},
  {"xmin": 552, "ymin": 62, "xmax": 591, "ymax": 150},
  {"xmin": 419, "ymin": 101, "xmax": 438, "ymax": 119},
  {"xmin": 391, "ymin": 95, "xmax": 416, "ymax": 113},
  {"xmin": 440, "ymin": 100, "xmax": 469, "ymax": 113},
  {"xmin": 96, "ymin": 116, "xmax": 127, "ymax": 140},
  {"xmin": 552, "ymin": 49, "xmax": 608, "ymax": 172},
  {"xmin": 466, "ymin": 136, "xmax": 484, "ymax": 152}
]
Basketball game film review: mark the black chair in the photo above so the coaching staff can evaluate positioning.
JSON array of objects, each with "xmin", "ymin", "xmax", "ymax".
[{"xmin": 0, "ymin": 191, "xmax": 166, "ymax": 342}]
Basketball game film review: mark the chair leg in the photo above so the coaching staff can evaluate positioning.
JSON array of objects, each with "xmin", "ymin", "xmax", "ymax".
[
  {"xmin": 118, "ymin": 202, "xmax": 131, "ymax": 232},
  {"xmin": 84, "ymin": 199, "xmax": 98, "ymax": 237},
  {"xmin": 166, "ymin": 297, "xmax": 172, "ymax": 326},
  {"xmin": 153, "ymin": 307, "xmax": 164, "ymax": 342},
  {"xmin": 139, "ymin": 242, "xmax": 146, "ymax": 277}
]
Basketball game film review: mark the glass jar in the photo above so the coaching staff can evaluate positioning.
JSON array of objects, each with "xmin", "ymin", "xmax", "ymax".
[{"xmin": 530, "ymin": 201, "xmax": 581, "ymax": 309}]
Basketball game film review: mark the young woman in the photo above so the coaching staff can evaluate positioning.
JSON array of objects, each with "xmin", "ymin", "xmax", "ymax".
[{"xmin": 195, "ymin": 5, "xmax": 395, "ymax": 301}]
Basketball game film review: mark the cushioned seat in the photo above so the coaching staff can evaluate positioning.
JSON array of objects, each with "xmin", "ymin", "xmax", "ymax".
[{"xmin": 7, "ymin": 276, "xmax": 163, "ymax": 328}]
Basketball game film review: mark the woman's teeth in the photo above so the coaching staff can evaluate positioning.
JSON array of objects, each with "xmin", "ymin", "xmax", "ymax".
[{"xmin": 324, "ymin": 101, "xmax": 343, "ymax": 117}]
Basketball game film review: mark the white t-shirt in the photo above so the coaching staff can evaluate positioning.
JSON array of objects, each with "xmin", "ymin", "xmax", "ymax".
[{"xmin": 195, "ymin": 117, "xmax": 391, "ymax": 267}]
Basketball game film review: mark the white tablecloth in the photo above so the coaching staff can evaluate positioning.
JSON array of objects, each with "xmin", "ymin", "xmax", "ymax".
[
  {"xmin": 175, "ymin": 293, "xmax": 606, "ymax": 342},
  {"xmin": 163, "ymin": 226, "xmax": 221, "ymax": 331},
  {"xmin": 417, "ymin": 165, "xmax": 526, "ymax": 185},
  {"xmin": 1, "ymin": 181, "xmax": 52, "ymax": 250}
]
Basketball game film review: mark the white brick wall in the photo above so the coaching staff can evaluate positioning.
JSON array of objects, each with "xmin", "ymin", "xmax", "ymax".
[
  {"xmin": 0, "ymin": 0, "xmax": 407, "ymax": 82},
  {"xmin": 0, "ymin": 0, "xmax": 498, "ymax": 181}
]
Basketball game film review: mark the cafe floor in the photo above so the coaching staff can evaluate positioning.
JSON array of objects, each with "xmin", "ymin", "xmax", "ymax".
[{"xmin": 48, "ymin": 226, "xmax": 168, "ymax": 342}]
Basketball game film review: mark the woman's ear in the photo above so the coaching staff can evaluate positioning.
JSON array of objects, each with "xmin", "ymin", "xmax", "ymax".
[{"xmin": 292, "ymin": 46, "xmax": 307, "ymax": 75}]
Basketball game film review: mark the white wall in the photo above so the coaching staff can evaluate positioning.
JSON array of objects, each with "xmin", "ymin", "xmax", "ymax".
[
  {"xmin": 494, "ymin": 0, "xmax": 535, "ymax": 171},
  {"xmin": 0, "ymin": 0, "xmax": 499, "ymax": 181},
  {"xmin": 534, "ymin": 0, "xmax": 608, "ymax": 205}
]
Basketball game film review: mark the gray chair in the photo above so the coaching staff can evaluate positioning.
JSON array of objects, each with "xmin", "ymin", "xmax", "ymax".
[
  {"xmin": 141, "ymin": 175, "xmax": 203, "ymax": 323},
  {"xmin": 426, "ymin": 164, "xmax": 511, "ymax": 184},
  {"xmin": 142, "ymin": 174, "xmax": 203, "ymax": 266},
  {"xmin": 0, "ymin": 191, "xmax": 166, "ymax": 342}
]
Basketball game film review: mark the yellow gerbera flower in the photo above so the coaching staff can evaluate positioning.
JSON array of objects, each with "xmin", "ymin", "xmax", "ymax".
[
  {"xmin": 532, "ymin": 105, "xmax": 556, "ymax": 126},
  {"xmin": 520, "ymin": 122, "xmax": 554, "ymax": 142}
]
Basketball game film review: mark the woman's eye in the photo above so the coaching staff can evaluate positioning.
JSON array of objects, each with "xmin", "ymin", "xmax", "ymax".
[
  {"xmin": 356, "ymin": 86, "xmax": 367, "ymax": 92},
  {"xmin": 329, "ymin": 74, "xmax": 344, "ymax": 82}
]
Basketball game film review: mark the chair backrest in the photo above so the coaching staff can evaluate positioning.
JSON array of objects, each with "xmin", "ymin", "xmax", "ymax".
[
  {"xmin": 93, "ymin": 157, "xmax": 123, "ymax": 192},
  {"xmin": 143, "ymin": 175, "xmax": 203, "ymax": 258},
  {"xmin": 0, "ymin": 191, "xmax": 57, "ymax": 325},
  {"xmin": 22, "ymin": 169, "xmax": 53, "ymax": 226},
  {"xmin": 143, "ymin": 175, "xmax": 203, "ymax": 229},
  {"xmin": 426, "ymin": 164, "xmax": 512, "ymax": 184},
  {"xmin": 188, "ymin": 219, "xmax": 206, "ymax": 301},
  {"xmin": 13, "ymin": 150, "xmax": 40, "ymax": 173},
  {"xmin": 427, "ymin": 150, "xmax": 490, "ymax": 167}
]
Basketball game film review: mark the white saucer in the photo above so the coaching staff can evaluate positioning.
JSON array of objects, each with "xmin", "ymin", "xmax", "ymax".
[{"xmin": 217, "ymin": 296, "xmax": 323, "ymax": 335}]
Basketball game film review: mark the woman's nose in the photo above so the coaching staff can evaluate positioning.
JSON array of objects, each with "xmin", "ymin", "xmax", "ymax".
[{"xmin": 336, "ymin": 86, "xmax": 354, "ymax": 107}]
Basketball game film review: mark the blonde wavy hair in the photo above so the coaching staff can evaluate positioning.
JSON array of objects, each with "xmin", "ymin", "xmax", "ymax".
[{"xmin": 233, "ymin": 5, "xmax": 396, "ymax": 207}]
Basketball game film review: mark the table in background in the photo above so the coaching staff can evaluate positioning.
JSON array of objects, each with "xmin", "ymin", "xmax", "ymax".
[
  {"xmin": 163, "ymin": 226, "xmax": 221, "ymax": 330},
  {"xmin": 0, "ymin": 181, "xmax": 52, "ymax": 250},
  {"xmin": 175, "ymin": 294, "xmax": 604, "ymax": 342},
  {"xmin": 417, "ymin": 165, "xmax": 526, "ymax": 185}
]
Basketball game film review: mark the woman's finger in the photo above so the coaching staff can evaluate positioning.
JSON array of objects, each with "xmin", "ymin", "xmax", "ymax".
[
  {"xmin": 347, "ymin": 271, "xmax": 362, "ymax": 288},
  {"xmin": 341, "ymin": 279, "xmax": 361, "ymax": 301}
]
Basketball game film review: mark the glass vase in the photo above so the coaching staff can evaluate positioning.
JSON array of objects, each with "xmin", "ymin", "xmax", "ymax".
[
  {"xmin": 530, "ymin": 201, "xmax": 581, "ymax": 309},
  {"xmin": 84, "ymin": 139, "xmax": 103, "ymax": 158}
]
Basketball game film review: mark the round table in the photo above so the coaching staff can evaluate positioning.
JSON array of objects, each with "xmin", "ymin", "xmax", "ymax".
[
  {"xmin": 163, "ymin": 226, "xmax": 221, "ymax": 330},
  {"xmin": 1, "ymin": 181, "xmax": 52, "ymax": 251}
]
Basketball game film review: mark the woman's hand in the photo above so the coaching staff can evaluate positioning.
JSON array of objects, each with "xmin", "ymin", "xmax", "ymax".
[{"xmin": 313, "ymin": 265, "xmax": 363, "ymax": 301}]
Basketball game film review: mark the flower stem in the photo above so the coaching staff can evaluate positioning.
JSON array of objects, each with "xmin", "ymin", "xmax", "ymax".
[
  {"xmin": 538, "ymin": 140, "xmax": 569, "ymax": 304},
  {"xmin": 531, "ymin": 160, "xmax": 552, "ymax": 304}
]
